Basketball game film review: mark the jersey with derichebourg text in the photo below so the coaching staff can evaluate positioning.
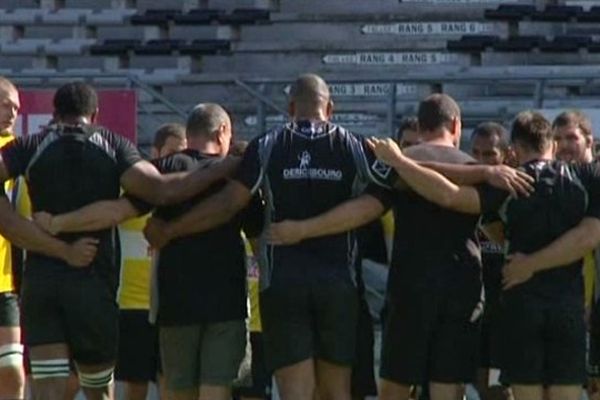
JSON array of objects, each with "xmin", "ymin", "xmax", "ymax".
[
  {"xmin": 233, "ymin": 120, "xmax": 394, "ymax": 290},
  {"xmin": 368, "ymin": 144, "xmax": 482, "ymax": 301},
  {"xmin": 0, "ymin": 124, "xmax": 142, "ymax": 293},
  {"xmin": 478, "ymin": 160, "xmax": 600, "ymax": 301}
]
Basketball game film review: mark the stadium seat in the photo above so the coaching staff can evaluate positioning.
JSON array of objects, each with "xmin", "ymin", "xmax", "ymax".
[
  {"xmin": 134, "ymin": 39, "xmax": 185, "ymax": 55},
  {"xmin": 86, "ymin": 9, "xmax": 137, "ymax": 25},
  {"xmin": 45, "ymin": 39, "xmax": 97, "ymax": 55},
  {"xmin": 218, "ymin": 9, "xmax": 270, "ymax": 25},
  {"xmin": 577, "ymin": 6, "xmax": 600, "ymax": 23},
  {"xmin": 41, "ymin": 9, "xmax": 93, "ymax": 25},
  {"xmin": 1, "ymin": 39, "xmax": 51, "ymax": 55},
  {"xmin": 532, "ymin": 6, "xmax": 583, "ymax": 22},
  {"xmin": 447, "ymin": 35, "xmax": 499, "ymax": 52},
  {"xmin": 90, "ymin": 39, "xmax": 140, "ymax": 55},
  {"xmin": 130, "ymin": 9, "xmax": 182, "ymax": 26},
  {"xmin": 492, "ymin": 36, "xmax": 545, "ymax": 52},
  {"xmin": 484, "ymin": 4, "xmax": 536, "ymax": 21},
  {"xmin": 173, "ymin": 9, "xmax": 225, "ymax": 25},
  {"xmin": 180, "ymin": 40, "xmax": 231, "ymax": 55},
  {"xmin": 0, "ymin": 9, "xmax": 44, "ymax": 25},
  {"xmin": 539, "ymin": 35, "xmax": 591, "ymax": 53}
]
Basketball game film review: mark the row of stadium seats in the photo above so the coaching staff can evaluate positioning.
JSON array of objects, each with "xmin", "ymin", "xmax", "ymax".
[
  {"xmin": 0, "ymin": 8, "xmax": 269, "ymax": 26},
  {"xmin": 448, "ymin": 35, "xmax": 600, "ymax": 53},
  {"xmin": 486, "ymin": 4, "xmax": 600, "ymax": 22}
]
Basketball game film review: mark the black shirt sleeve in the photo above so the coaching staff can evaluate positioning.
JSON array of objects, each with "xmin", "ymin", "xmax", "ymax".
[
  {"xmin": 0, "ymin": 134, "xmax": 42, "ymax": 178},
  {"xmin": 110, "ymin": 131, "xmax": 143, "ymax": 177},
  {"xmin": 476, "ymin": 183, "xmax": 510, "ymax": 215},
  {"xmin": 233, "ymin": 138, "xmax": 262, "ymax": 193},
  {"xmin": 575, "ymin": 162, "xmax": 600, "ymax": 220},
  {"xmin": 241, "ymin": 193, "xmax": 265, "ymax": 239},
  {"xmin": 353, "ymin": 136, "xmax": 398, "ymax": 188},
  {"xmin": 364, "ymin": 183, "xmax": 393, "ymax": 211}
]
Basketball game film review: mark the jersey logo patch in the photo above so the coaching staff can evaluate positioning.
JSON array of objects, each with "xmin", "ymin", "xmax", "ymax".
[
  {"xmin": 298, "ymin": 151, "xmax": 311, "ymax": 169},
  {"xmin": 371, "ymin": 160, "xmax": 392, "ymax": 180}
]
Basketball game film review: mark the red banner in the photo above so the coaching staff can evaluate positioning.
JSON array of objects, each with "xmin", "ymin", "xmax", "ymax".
[{"xmin": 15, "ymin": 90, "xmax": 137, "ymax": 143}]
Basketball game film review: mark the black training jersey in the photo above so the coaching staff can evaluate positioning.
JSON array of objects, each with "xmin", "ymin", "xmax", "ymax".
[
  {"xmin": 233, "ymin": 120, "xmax": 394, "ymax": 289},
  {"xmin": 134, "ymin": 149, "xmax": 263, "ymax": 325},
  {"xmin": 0, "ymin": 124, "xmax": 142, "ymax": 291},
  {"xmin": 368, "ymin": 144, "xmax": 482, "ymax": 300},
  {"xmin": 478, "ymin": 227, "xmax": 504, "ymax": 307},
  {"xmin": 478, "ymin": 160, "xmax": 600, "ymax": 301}
]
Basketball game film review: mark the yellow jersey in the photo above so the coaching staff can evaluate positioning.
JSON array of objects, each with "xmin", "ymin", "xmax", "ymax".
[
  {"xmin": 117, "ymin": 214, "xmax": 152, "ymax": 309},
  {"xmin": 245, "ymin": 237, "xmax": 261, "ymax": 332},
  {"xmin": 584, "ymin": 251, "xmax": 595, "ymax": 308},
  {"xmin": 0, "ymin": 133, "xmax": 31, "ymax": 293}
]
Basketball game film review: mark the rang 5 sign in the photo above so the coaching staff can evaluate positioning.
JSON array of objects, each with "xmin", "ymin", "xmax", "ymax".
[{"xmin": 14, "ymin": 90, "xmax": 137, "ymax": 144}]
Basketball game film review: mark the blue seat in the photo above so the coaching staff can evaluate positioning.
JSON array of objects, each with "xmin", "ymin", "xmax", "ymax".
[
  {"xmin": 447, "ymin": 35, "xmax": 499, "ymax": 52},
  {"xmin": 218, "ymin": 9, "xmax": 270, "ymax": 25},
  {"xmin": 173, "ymin": 9, "xmax": 224, "ymax": 25},
  {"xmin": 130, "ymin": 9, "xmax": 181, "ymax": 25},
  {"xmin": 89, "ymin": 39, "xmax": 140, "ymax": 55},
  {"xmin": 180, "ymin": 40, "xmax": 230, "ymax": 55},
  {"xmin": 493, "ymin": 35, "xmax": 545, "ymax": 52},
  {"xmin": 532, "ymin": 5, "xmax": 582, "ymax": 22},
  {"xmin": 539, "ymin": 35, "xmax": 590, "ymax": 52},
  {"xmin": 484, "ymin": 4, "xmax": 536, "ymax": 21},
  {"xmin": 133, "ymin": 39, "xmax": 185, "ymax": 55}
]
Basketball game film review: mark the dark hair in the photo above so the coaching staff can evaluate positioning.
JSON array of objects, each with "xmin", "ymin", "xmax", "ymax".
[
  {"xmin": 470, "ymin": 122, "xmax": 509, "ymax": 150},
  {"xmin": 397, "ymin": 116, "xmax": 418, "ymax": 139},
  {"xmin": 417, "ymin": 93, "xmax": 460, "ymax": 133},
  {"xmin": 152, "ymin": 123, "xmax": 186, "ymax": 151},
  {"xmin": 552, "ymin": 110, "xmax": 592, "ymax": 138},
  {"xmin": 53, "ymin": 82, "xmax": 98, "ymax": 119},
  {"xmin": 511, "ymin": 111, "xmax": 553, "ymax": 152}
]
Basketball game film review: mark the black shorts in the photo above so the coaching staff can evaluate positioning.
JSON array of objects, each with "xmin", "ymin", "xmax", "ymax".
[
  {"xmin": 115, "ymin": 309, "xmax": 160, "ymax": 383},
  {"xmin": 21, "ymin": 271, "xmax": 118, "ymax": 365},
  {"xmin": 233, "ymin": 332, "xmax": 272, "ymax": 398},
  {"xmin": 0, "ymin": 292, "xmax": 19, "ymax": 327},
  {"xmin": 480, "ymin": 300, "xmax": 502, "ymax": 369},
  {"xmin": 351, "ymin": 295, "xmax": 377, "ymax": 397},
  {"xmin": 499, "ymin": 295, "xmax": 586, "ymax": 385},
  {"xmin": 260, "ymin": 281, "xmax": 359, "ymax": 372},
  {"xmin": 380, "ymin": 284, "xmax": 481, "ymax": 385},
  {"xmin": 589, "ymin": 299, "xmax": 600, "ymax": 377}
]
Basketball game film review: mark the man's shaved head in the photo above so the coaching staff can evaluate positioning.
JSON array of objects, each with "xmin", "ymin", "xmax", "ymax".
[
  {"xmin": 0, "ymin": 77, "xmax": 17, "ymax": 96},
  {"xmin": 187, "ymin": 103, "xmax": 231, "ymax": 139},
  {"xmin": 289, "ymin": 74, "xmax": 332, "ymax": 119}
]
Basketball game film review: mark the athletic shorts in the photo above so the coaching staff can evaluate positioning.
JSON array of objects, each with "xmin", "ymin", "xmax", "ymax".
[
  {"xmin": 260, "ymin": 281, "xmax": 359, "ymax": 372},
  {"xmin": 115, "ymin": 309, "xmax": 160, "ymax": 383},
  {"xmin": 480, "ymin": 300, "xmax": 502, "ymax": 369},
  {"xmin": 233, "ymin": 332, "xmax": 272, "ymax": 398},
  {"xmin": 499, "ymin": 295, "xmax": 586, "ymax": 385},
  {"xmin": 589, "ymin": 299, "xmax": 600, "ymax": 377},
  {"xmin": 0, "ymin": 292, "xmax": 19, "ymax": 327},
  {"xmin": 380, "ymin": 284, "xmax": 481, "ymax": 385},
  {"xmin": 160, "ymin": 320, "xmax": 246, "ymax": 390},
  {"xmin": 21, "ymin": 271, "xmax": 118, "ymax": 365},
  {"xmin": 352, "ymin": 294, "xmax": 377, "ymax": 397}
]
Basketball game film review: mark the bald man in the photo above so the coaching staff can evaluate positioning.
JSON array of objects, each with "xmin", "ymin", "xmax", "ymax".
[{"xmin": 139, "ymin": 74, "xmax": 394, "ymax": 400}]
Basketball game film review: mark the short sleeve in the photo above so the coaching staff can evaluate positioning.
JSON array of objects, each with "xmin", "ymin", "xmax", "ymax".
[
  {"xmin": 476, "ymin": 183, "xmax": 510, "ymax": 215},
  {"xmin": 111, "ymin": 132, "xmax": 143, "ymax": 177},
  {"xmin": 233, "ymin": 138, "xmax": 262, "ymax": 193},
  {"xmin": 0, "ymin": 134, "xmax": 41, "ymax": 178},
  {"xmin": 364, "ymin": 183, "xmax": 393, "ymax": 211},
  {"xmin": 241, "ymin": 193, "xmax": 265, "ymax": 239},
  {"xmin": 352, "ymin": 136, "xmax": 398, "ymax": 188}
]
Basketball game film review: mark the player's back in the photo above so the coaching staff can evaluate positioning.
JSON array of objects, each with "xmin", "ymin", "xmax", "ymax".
[{"xmin": 390, "ymin": 143, "xmax": 481, "ymax": 291}]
